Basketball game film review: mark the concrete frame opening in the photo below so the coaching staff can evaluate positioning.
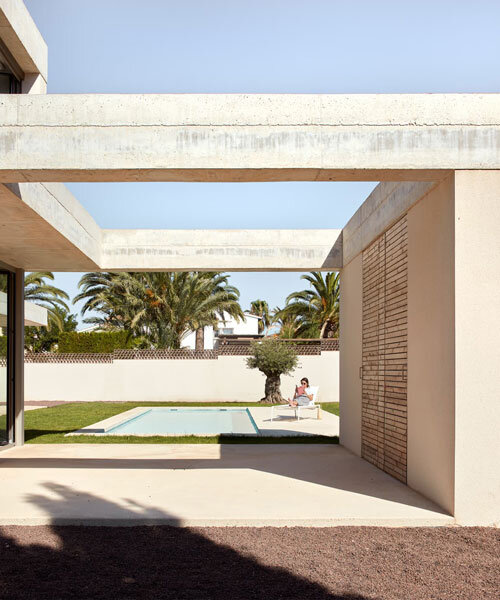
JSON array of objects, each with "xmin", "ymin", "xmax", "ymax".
[{"xmin": 0, "ymin": 0, "xmax": 499, "ymax": 526}]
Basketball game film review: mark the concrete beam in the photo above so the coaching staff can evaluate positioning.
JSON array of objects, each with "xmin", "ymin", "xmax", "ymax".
[
  {"xmin": 0, "ymin": 180, "xmax": 342, "ymax": 271},
  {"xmin": 1, "ymin": 94, "xmax": 499, "ymax": 182},
  {"xmin": 342, "ymin": 181, "xmax": 438, "ymax": 266},
  {"xmin": 0, "ymin": 183, "xmax": 101, "ymax": 270},
  {"xmin": 0, "ymin": 0, "xmax": 47, "ymax": 80},
  {"xmin": 101, "ymin": 229, "xmax": 342, "ymax": 271}
]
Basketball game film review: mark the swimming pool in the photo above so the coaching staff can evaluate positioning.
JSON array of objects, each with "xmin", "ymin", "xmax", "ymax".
[{"xmin": 105, "ymin": 407, "xmax": 259, "ymax": 436}]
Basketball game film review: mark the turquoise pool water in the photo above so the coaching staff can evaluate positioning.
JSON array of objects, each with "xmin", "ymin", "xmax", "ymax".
[{"xmin": 107, "ymin": 407, "xmax": 259, "ymax": 436}]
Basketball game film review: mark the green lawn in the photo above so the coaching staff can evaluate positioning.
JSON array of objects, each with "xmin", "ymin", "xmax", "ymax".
[{"xmin": 14, "ymin": 401, "xmax": 340, "ymax": 444}]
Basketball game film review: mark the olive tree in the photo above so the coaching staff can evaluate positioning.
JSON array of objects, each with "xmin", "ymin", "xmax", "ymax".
[{"xmin": 246, "ymin": 338, "xmax": 299, "ymax": 404}]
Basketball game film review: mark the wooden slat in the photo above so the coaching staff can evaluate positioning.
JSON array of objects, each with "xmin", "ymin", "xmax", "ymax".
[{"xmin": 362, "ymin": 215, "xmax": 408, "ymax": 483}]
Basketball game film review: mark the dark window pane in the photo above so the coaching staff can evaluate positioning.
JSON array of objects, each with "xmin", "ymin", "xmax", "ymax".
[{"xmin": 0, "ymin": 273, "xmax": 8, "ymax": 443}]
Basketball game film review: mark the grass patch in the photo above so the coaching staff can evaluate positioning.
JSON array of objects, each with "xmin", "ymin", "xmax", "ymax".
[
  {"xmin": 20, "ymin": 401, "xmax": 339, "ymax": 444},
  {"xmin": 320, "ymin": 403, "xmax": 340, "ymax": 417}
]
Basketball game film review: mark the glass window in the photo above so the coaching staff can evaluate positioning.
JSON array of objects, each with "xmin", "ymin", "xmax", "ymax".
[
  {"xmin": 0, "ymin": 272, "xmax": 9, "ymax": 444},
  {"xmin": 0, "ymin": 53, "xmax": 22, "ymax": 94}
]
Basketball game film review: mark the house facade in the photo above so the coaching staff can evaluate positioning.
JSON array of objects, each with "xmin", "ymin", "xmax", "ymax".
[{"xmin": 182, "ymin": 312, "xmax": 261, "ymax": 350}]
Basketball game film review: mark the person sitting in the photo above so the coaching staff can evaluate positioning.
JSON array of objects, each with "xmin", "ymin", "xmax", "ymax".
[{"xmin": 287, "ymin": 377, "xmax": 313, "ymax": 406}]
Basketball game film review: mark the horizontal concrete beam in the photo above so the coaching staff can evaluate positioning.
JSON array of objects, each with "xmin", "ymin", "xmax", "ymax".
[
  {"xmin": 0, "ymin": 183, "xmax": 101, "ymax": 270},
  {"xmin": 342, "ymin": 181, "xmax": 439, "ymax": 265},
  {"xmin": 0, "ymin": 0, "xmax": 47, "ymax": 79},
  {"xmin": 1, "ymin": 94, "xmax": 499, "ymax": 182},
  {"xmin": 0, "ymin": 181, "xmax": 342, "ymax": 271},
  {"xmin": 101, "ymin": 229, "xmax": 343, "ymax": 271}
]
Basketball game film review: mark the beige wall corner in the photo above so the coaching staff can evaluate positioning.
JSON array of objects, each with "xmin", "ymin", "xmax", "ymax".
[
  {"xmin": 22, "ymin": 73, "xmax": 47, "ymax": 94},
  {"xmin": 339, "ymin": 253, "xmax": 362, "ymax": 455},
  {"xmin": 407, "ymin": 175, "xmax": 456, "ymax": 515},
  {"xmin": 453, "ymin": 170, "xmax": 500, "ymax": 526}
]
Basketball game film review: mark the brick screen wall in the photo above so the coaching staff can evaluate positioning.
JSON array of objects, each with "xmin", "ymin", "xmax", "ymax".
[
  {"xmin": 362, "ymin": 215, "xmax": 408, "ymax": 483},
  {"xmin": 22, "ymin": 341, "xmax": 338, "ymax": 364}
]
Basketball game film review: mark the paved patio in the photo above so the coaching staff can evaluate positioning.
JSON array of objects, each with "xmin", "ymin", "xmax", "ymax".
[{"xmin": 0, "ymin": 443, "xmax": 453, "ymax": 526}]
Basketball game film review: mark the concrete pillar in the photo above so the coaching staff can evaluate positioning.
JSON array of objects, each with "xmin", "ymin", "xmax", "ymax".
[
  {"xmin": 453, "ymin": 171, "xmax": 500, "ymax": 525},
  {"xmin": 339, "ymin": 254, "xmax": 362, "ymax": 456},
  {"xmin": 14, "ymin": 268, "xmax": 24, "ymax": 445}
]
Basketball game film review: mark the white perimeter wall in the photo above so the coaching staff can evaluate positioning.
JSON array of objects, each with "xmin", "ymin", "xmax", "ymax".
[{"xmin": 25, "ymin": 353, "xmax": 339, "ymax": 404}]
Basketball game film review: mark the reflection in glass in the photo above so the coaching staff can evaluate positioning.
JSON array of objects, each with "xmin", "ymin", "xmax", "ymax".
[{"xmin": 0, "ymin": 273, "xmax": 8, "ymax": 443}]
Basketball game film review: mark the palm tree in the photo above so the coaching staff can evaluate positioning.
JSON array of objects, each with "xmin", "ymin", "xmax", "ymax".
[
  {"xmin": 24, "ymin": 272, "xmax": 70, "ymax": 330},
  {"xmin": 249, "ymin": 299, "xmax": 270, "ymax": 334},
  {"xmin": 74, "ymin": 272, "xmax": 244, "ymax": 349},
  {"xmin": 274, "ymin": 272, "xmax": 340, "ymax": 339},
  {"xmin": 271, "ymin": 306, "xmax": 300, "ymax": 339}
]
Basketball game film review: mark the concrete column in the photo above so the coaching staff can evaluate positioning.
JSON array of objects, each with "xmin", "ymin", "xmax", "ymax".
[
  {"xmin": 14, "ymin": 268, "xmax": 24, "ymax": 445},
  {"xmin": 339, "ymin": 254, "xmax": 362, "ymax": 456},
  {"xmin": 453, "ymin": 171, "xmax": 500, "ymax": 525}
]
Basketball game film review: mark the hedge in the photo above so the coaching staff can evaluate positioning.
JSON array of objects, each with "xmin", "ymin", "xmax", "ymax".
[
  {"xmin": 0, "ymin": 335, "xmax": 7, "ymax": 357},
  {"xmin": 57, "ymin": 331, "xmax": 133, "ymax": 354}
]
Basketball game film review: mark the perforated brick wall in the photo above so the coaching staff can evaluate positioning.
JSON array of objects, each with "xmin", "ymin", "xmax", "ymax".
[{"xmin": 22, "ymin": 340, "xmax": 338, "ymax": 364}]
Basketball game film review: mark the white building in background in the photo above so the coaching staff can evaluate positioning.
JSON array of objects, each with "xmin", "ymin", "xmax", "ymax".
[
  {"xmin": 77, "ymin": 312, "xmax": 262, "ymax": 350},
  {"xmin": 182, "ymin": 312, "xmax": 261, "ymax": 350}
]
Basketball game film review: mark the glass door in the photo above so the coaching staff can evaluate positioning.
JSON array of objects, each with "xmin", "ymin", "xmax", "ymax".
[{"xmin": 0, "ymin": 272, "xmax": 11, "ymax": 444}]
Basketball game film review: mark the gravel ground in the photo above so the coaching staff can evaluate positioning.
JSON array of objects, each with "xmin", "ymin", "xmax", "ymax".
[{"xmin": 0, "ymin": 526, "xmax": 498, "ymax": 599}]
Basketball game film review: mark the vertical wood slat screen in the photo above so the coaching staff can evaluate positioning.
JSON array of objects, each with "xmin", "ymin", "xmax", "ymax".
[{"xmin": 361, "ymin": 215, "xmax": 408, "ymax": 483}]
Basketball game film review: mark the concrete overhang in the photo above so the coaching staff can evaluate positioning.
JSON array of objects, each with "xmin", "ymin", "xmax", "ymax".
[
  {"xmin": 0, "ymin": 180, "xmax": 343, "ymax": 271},
  {"xmin": 0, "ymin": 183, "xmax": 101, "ymax": 270},
  {"xmin": 101, "ymin": 229, "xmax": 343, "ymax": 271},
  {"xmin": 0, "ymin": 94, "xmax": 499, "ymax": 182},
  {"xmin": 0, "ymin": 291, "xmax": 48, "ymax": 327},
  {"xmin": 0, "ymin": 0, "xmax": 47, "ymax": 80},
  {"xmin": 342, "ymin": 180, "xmax": 439, "ymax": 266}
]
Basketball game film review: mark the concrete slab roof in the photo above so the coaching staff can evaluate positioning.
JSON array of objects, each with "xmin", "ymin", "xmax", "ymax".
[
  {"xmin": 0, "ymin": 0, "xmax": 47, "ymax": 80},
  {"xmin": 0, "ymin": 94, "xmax": 499, "ymax": 182}
]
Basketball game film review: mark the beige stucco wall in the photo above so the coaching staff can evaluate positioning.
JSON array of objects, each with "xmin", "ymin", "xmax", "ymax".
[
  {"xmin": 407, "ymin": 176, "xmax": 456, "ymax": 514},
  {"xmin": 453, "ymin": 171, "xmax": 500, "ymax": 525},
  {"xmin": 25, "ymin": 353, "xmax": 339, "ymax": 404},
  {"xmin": 339, "ymin": 253, "xmax": 362, "ymax": 455}
]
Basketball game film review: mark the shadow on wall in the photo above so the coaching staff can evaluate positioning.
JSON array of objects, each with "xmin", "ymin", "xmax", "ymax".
[{"xmin": 0, "ymin": 482, "xmax": 369, "ymax": 600}]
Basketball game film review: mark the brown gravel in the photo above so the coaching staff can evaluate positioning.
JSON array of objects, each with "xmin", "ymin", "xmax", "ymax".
[{"xmin": 0, "ymin": 526, "xmax": 498, "ymax": 599}]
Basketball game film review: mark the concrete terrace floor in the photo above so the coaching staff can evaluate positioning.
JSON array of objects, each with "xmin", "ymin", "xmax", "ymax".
[{"xmin": 0, "ymin": 444, "xmax": 453, "ymax": 527}]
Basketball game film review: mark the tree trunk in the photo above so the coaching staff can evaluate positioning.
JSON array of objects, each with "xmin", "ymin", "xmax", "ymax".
[
  {"xmin": 195, "ymin": 327, "xmax": 204, "ymax": 350},
  {"xmin": 260, "ymin": 374, "xmax": 284, "ymax": 404}
]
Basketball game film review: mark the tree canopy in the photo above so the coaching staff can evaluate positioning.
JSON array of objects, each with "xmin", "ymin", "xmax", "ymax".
[
  {"xmin": 273, "ymin": 272, "xmax": 340, "ymax": 339},
  {"xmin": 74, "ymin": 272, "xmax": 244, "ymax": 349}
]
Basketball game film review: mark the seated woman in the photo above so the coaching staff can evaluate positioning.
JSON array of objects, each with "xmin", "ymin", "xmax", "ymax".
[{"xmin": 287, "ymin": 377, "xmax": 313, "ymax": 406}]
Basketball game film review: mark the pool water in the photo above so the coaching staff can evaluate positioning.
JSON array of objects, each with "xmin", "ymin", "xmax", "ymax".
[{"xmin": 106, "ymin": 407, "xmax": 259, "ymax": 436}]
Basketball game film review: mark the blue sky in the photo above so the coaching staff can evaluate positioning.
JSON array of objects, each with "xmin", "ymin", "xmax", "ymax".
[{"xmin": 24, "ymin": 0, "xmax": 500, "ymax": 324}]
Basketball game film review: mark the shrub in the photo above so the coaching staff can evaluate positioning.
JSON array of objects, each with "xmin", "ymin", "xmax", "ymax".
[
  {"xmin": 246, "ymin": 338, "xmax": 299, "ymax": 403},
  {"xmin": 57, "ymin": 331, "xmax": 133, "ymax": 353},
  {"xmin": 0, "ymin": 335, "xmax": 7, "ymax": 357}
]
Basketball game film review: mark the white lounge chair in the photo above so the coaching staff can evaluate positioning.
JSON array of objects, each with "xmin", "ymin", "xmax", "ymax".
[{"xmin": 270, "ymin": 386, "xmax": 320, "ymax": 421}]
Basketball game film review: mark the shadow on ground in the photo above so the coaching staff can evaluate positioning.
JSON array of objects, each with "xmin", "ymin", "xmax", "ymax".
[
  {"xmin": 0, "ymin": 444, "xmax": 447, "ymax": 514},
  {"xmin": 1, "ymin": 484, "xmax": 499, "ymax": 600},
  {"xmin": 0, "ymin": 485, "xmax": 368, "ymax": 600}
]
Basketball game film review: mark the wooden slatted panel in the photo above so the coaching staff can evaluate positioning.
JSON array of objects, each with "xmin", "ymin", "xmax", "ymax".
[{"xmin": 362, "ymin": 216, "xmax": 407, "ymax": 483}]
